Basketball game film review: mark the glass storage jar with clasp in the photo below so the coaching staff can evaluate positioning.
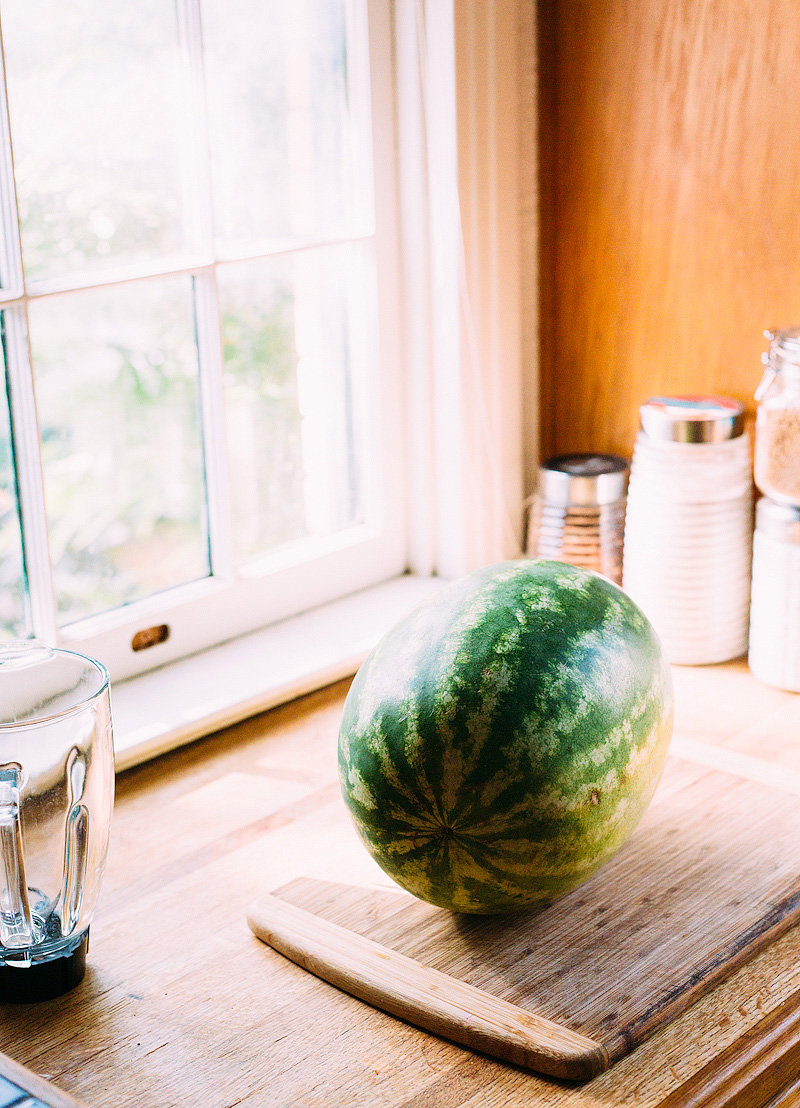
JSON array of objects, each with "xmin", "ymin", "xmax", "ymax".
[{"xmin": 754, "ymin": 327, "xmax": 800, "ymax": 506}]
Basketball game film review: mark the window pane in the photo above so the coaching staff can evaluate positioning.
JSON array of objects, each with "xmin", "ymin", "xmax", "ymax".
[
  {"xmin": 1, "ymin": 0, "xmax": 193, "ymax": 282},
  {"xmin": 219, "ymin": 244, "xmax": 368, "ymax": 563},
  {"xmin": 202, "ymin": 0, "xmax": 369, "ymax": 252},
  {"xmin": 28, "ymin": 278, "xmax": 209, "ymax": 625},
  {"xmin": 0, "ymin": 327, "xmax": 28, "ymax": 638}
]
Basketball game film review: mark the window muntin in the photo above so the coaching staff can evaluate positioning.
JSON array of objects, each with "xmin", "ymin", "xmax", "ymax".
[
  {"xmin": 0, "ymin": 327, "xmax": 28, "ymax": 637},
  {"xmin": 219, "ymin": 242, "xmax": 370, "ymax": 564},
  {"xmin": 28, "ymin": 278, "xmax": 210, "ymax": 625},
  {"xmin": 1, "ymin": 0, "xmax": 193, "ymax": 283},
  {"xmin": 201, "ymin": 0, "xmax": 370, "ymax": 253},
  {"xmin": 0, "ymin": 0, "xmax": 405, "ymax": 676}
]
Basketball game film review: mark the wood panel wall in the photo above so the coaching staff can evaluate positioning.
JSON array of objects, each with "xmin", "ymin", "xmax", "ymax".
[{"xmin": 537, "ymin": 0, "xmax": 800, "ymax": 462}]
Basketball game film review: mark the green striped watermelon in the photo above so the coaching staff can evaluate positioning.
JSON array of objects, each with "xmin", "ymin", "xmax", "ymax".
[{"xmin": 338, "ymin": 560, "xmax": 673, "ymax": 914}]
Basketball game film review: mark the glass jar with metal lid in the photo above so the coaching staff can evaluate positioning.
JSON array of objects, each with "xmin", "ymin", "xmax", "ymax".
[
  {"xmin": 749, "ymin": 498, "xmax": 800, "ymax": 691},
  {"xmin": 526, "ymin": 453, "xmax": 629, "ymax": 584},
  {"xmin": 638, "ymin": 394, "xmax": 745, "ymax": 443},
  {"xmin": 754, "ymin": 327, "xmax": 800, "ymax": 505},
  {"xmin": 622, "ymin": 395, "xmax": 752, "ymax": 665}
]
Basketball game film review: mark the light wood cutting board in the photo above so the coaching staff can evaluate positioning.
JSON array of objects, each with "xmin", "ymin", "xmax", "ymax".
[{"xmin": 248, "ymin": 747, "xmax": 800, "ymax": 1082}]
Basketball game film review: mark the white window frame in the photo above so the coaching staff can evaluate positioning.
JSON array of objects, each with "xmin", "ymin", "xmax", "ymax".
[
  {"xmin": 0, "ymin": 0, "xmax": 409, "ymax": 680},
  {"xmin": 2, "ymin": 0, "xmax": 534, "ymax": 767}
]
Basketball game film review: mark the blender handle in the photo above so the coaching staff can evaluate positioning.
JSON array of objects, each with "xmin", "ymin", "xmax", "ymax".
[
  {"xmin": 60, "ymin": 803, "xmax": 89, "ymax": 934},
  {"xmin": 0, "ymin": 764, "xmax": 34, "ymax": 948},
  {"xmin": 60, "ymin": 749, "xmax": 89, "ymax": 934}
]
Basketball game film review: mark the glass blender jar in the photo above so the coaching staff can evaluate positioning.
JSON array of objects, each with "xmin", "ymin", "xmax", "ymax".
[{"xmin": 0, "ymin": 641, "xmax": 114, "ymax": 1002}]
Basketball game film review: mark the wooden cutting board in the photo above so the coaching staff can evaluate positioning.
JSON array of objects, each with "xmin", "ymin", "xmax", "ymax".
[
  {"xmin": 0, "ymin": 1048, "xmax": 88, "ymax": 1107},
  {"xmin": 248, "ymin": 744, "xmax": 800, "ymax": 1083}
]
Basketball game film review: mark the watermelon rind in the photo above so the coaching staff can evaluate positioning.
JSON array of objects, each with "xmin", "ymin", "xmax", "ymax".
[{"xmin": 338, "ymin": 560, "xmax": 674, "ymax": 914}]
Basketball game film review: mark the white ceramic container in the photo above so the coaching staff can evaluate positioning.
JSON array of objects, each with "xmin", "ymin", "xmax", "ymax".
[{"xmin": 622, "ymin": 396, "xmax": 753, "ymax": 665}]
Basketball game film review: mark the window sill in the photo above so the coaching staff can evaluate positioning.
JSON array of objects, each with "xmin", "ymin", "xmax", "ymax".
[{"xmin": 110, "ymin": 573, "xmax": 444, "ymax": 772}]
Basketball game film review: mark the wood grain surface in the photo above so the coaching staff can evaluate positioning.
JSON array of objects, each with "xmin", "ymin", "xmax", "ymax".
[
  {"xmin": 537, "ymin": 0, "xmax": 800, "ymax": 461},
  {"xmin": 247, "ymin": 894, "xmax": 609, "ymax": 1081},
  {"xmin": 1, "ymin": 663, "xmax": 800, "ymax": 1106},
  {"xmin": 250, "ymin": 739, "xmax": 800, "ymax": 1081},
  {"xmin": 0, "ymin": 1049, "xmax": 89, "ymax": 1107},
  {"xmin": 657, "ymin": 989, "xmax": 800, "ymax": 1108}
]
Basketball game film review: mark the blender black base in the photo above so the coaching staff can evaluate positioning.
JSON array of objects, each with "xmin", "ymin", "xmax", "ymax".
[{"xmin": 0, "ymin": 930, "xmax": 88, "ymax": 1003}]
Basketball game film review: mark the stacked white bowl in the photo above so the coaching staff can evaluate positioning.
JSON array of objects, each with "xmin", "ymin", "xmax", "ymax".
[{"xmin": 622, "ymin": 396, "xmax": 753, "ymax": 665}]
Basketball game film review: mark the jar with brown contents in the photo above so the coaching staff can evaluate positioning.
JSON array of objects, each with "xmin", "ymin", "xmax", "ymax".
[
  {"xmin": 526, "ymin": 453, "xmax": 629, "ymax": 584},
  {"xmin": 754, "ymin": 328, "xmax": 800, "ymax": 504}
]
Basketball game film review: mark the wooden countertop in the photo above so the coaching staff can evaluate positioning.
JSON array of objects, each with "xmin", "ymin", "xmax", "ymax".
[{"xmin": 3, "ymin": 660, "xmax": 800, "ymax": 1107}]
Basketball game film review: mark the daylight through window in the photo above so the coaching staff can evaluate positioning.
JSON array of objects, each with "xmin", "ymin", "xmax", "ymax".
[{"xmin": 0, "ymin": 0, "xmax": 406, "ymax": 678}]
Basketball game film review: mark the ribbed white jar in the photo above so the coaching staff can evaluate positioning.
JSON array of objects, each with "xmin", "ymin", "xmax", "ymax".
[{"xmin": 622, "ymin": 396, "xmax": 752, "ymax": 666}]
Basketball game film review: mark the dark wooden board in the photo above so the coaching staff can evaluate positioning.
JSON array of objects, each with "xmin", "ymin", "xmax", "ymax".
[{"xmin": 250, "ymin": 751, "xmax": 800, "ymax": 1080}]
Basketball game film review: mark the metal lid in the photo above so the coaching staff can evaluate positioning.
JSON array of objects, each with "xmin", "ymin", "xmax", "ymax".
[
  {"xmin": 755, "ymin": 497, "xmax": 800, "ymax": 545},
  {"xmin": 639, "ymin": 396, "xmax": 745, "ymax": 443},
  {"xmin": 538, "ymin": 453, "xmax": 629, "ymax": 507},
  {"xmin": 0, "ymin": 640, "xmax": 108, "ymax": 727}
]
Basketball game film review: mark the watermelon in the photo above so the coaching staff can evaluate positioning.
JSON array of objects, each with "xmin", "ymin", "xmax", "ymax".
[{"xmin": 338, "ymin": 559, "xmax": 673, "ymax": 914}]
